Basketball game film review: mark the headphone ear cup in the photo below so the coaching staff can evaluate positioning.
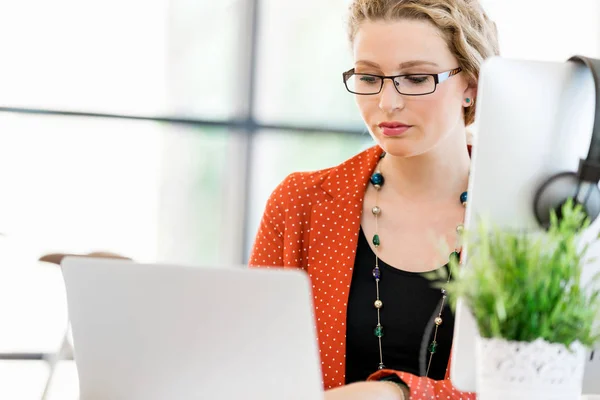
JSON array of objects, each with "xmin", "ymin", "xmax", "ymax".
[{"xmin": 534, "ymin": 172, "xmax": 600, "ymax": 228}]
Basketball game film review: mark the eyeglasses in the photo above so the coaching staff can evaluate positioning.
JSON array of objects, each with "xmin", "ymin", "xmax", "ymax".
[{"xmin": 342, "ymin": 67, "xmax": 462, "ymax": 96}]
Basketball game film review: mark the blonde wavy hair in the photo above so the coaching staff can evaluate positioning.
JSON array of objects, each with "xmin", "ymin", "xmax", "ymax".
[{"xmin": 347, "ymin": 0, "xmax": 500, "ymax": 126}]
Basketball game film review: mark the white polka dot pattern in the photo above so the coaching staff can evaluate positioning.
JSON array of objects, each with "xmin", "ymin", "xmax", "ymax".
[{"xmin": 249, "ymin": 145, "xmax": 475, "ymax": 399}]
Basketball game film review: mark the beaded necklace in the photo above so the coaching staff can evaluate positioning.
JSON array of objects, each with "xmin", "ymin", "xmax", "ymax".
[{"xmin": 369, "ymin": 152, "xmax": 467, "ymax": 377}]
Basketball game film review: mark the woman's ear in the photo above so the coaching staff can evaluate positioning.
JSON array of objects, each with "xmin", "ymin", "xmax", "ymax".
[{"xmin": 463, "ymin": 83, "xmax": 478, "ymax": 107}]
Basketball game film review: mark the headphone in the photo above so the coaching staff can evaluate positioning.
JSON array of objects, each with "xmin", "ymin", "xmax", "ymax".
[{"xmin": 533, "ymin": 55, "xmax": 600, "ymax": 228}]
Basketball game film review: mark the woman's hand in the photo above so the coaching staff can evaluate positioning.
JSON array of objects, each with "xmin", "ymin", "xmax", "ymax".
[{"xmin": 324, "ymin": 381, "xmax": 407, "ymax": 400}]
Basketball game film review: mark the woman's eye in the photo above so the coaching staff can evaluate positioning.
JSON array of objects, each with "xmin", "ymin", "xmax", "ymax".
[
  {"xmin": 403, "ymin": 75, "xmax": 429, "ymax": 84},
  {"xmin": 359, "ymin": 75, "xmax": 379, "ymax": 84}
]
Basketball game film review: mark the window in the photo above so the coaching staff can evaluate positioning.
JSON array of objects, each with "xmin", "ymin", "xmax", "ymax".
[
  {"xmin": 254, "ymin": 0, "xmax": 364, "ymax": 129},
  {"xmin": 1, "ymin": 0, "xmax": 599, "ymax": 398},
  {"xmin": 0, "ymin": 0, "xmax": 167, "ymax": 116},
  {"xmin": 246, "ymin": 130, "xmax": 372, "ymax": 254},
  {"xmin": 481, "ymin": 0, "xmax": 600, "ymax": 60}
]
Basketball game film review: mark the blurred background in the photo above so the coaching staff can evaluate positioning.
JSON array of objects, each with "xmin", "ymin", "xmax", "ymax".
[{"xmin": 0, "ymin": 0, "xmax": 599, "ymax": 398}]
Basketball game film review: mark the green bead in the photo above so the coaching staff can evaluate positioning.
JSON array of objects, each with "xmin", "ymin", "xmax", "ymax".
[
  {"xmin": 460, "ymin": 191, "xmax": 468, "ymax": 206},
  {"xmin": 374, "ymin": 325, "xmax": 384, "ymax": 338},
  {"xmin": 429, "ymin": 341, "xmax": 438, "ymax": 354},
  {"xmin": 372, "ymin": 234, "xmax": 380, "ymax": 247},
  {"xmin": 449, "ymin": 251, "xmax": 460, "ymax": 263},
  {"xmin": 370, "ymin": 172, "xmax": 384, "ymax": 188}
]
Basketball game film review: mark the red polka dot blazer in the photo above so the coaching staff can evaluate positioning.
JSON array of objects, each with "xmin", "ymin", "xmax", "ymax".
[{"xmin": 249, "ymin": 145, "xmax": 475, "ymax": 400}]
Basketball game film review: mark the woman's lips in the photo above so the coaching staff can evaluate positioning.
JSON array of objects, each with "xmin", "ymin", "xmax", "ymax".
[{"xmin": 378, "ymin": 122, "xmax": 412, "ymax": 137}]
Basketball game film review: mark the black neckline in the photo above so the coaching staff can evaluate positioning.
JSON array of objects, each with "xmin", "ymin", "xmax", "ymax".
[{"xmin": 358, "ymin": 226, "xmax": 452, "ymax": 278}]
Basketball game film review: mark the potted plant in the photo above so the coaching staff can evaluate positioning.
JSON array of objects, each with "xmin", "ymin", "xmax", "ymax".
[{"xmin": 440, "ymin": 200, "xmax": 600, "ymax": 400}]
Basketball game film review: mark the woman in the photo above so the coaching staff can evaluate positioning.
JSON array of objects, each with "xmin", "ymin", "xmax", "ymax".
[{"xmin": 250, "ymin": 0, "xmax": 499, "ymax": 398}]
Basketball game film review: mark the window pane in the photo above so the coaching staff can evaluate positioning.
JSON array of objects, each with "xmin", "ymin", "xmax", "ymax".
[
  {"xmin": 157, "ymin": 124, "xmax": 234, "ymax": 265},
  {"xmin": 0, "ymin": 361, "xmax": 49, "ymax": 399},
  {"xmin": 0, "ymin": 114, "xmax": 231, "ymax": 354},
  {"xmin": 166, "ymin": 0, "xmax": 245, "ymax": 119},
  {"xmin": 255, "ymin": 1, "xmax": 364, "ymax": 129},
  {"xmin": 0, "ymin": 0, "xmax": 243, "ymax": 119},
  {"xmin": 0, "ymin": 360, "xmax": 78, "ymax": 399},
  {"xmin": 481, "ymin": 0, "xmax": 600, "ymax": 60},
  {"xmin": 0, "ymin": 0, "xmax": 167, "ymax": 115},
  {"xmin": 246, "ymin": 130, "xmax": 373, "ymax": 257}
]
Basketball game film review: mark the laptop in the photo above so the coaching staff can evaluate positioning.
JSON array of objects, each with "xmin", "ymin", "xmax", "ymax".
[
  {"xmin": 61, "ymin": 257, "xmax": 324, "ymax": 400},
  {"xmin": 451, "ymin": 56, "xmax": 600, "ymax": 395}
]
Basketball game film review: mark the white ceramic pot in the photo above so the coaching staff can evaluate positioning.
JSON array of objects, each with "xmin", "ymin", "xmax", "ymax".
[{"xmin": 476, "ymin": 336, "xmax": 587, "ymax": 400}]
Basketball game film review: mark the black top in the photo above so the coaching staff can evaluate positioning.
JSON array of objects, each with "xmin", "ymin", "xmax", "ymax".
[{"xmin": 344, "ymin": 227, "xmax": 454, "ymax": 384}]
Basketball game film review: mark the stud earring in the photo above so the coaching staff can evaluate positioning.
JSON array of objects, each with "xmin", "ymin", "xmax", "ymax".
[{"xmin": 465, "ymin": 98, "xmax": 471, "ymax": 104}]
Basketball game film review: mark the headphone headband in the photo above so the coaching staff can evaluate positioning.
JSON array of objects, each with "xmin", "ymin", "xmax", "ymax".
[{"xmin": 568, "ymin": 55, "xmax": 600, "ymax": 183}]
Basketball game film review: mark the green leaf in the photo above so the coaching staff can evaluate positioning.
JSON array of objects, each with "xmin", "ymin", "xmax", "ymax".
[{"xmin": 433, "ymin": 200, "xmax": 600, "ymax": 347}]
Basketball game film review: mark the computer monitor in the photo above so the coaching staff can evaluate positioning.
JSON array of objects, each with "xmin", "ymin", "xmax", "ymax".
[{"xmin": 451, "ymin": 56, "xmax": 600, "ymax": 394}]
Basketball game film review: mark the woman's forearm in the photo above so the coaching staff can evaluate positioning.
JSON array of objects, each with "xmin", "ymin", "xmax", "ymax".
[{"xmin": 324, "ymin": 381, "xmax": 407, "ymax": 400}]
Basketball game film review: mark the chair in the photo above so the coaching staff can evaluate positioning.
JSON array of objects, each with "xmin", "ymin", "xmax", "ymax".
[{"xmin": 38, "ymin": 251, "xmax": 131, "ymax": 400}]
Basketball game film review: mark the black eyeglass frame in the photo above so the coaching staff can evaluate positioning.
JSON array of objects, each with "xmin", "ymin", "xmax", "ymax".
[{"xmin": 342, "ymin": 67, "xmax": 463, "ymax": 96}]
